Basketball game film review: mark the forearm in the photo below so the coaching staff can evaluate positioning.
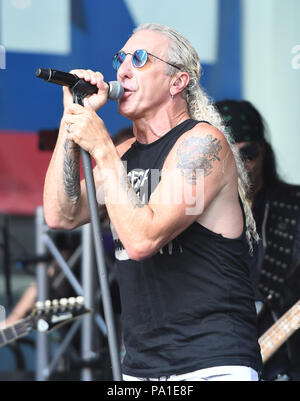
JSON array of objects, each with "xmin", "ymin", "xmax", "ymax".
[
  {"xmin": 43, "ymin": 71, "xmax": 111, "ymax": 229},
  {"xmin": 95, "ymin": 145, "xmax": 161, "ymax": 260},
  {"xmin": 43, "ymin": 120, "xmax": 85, "ymax": 229}
]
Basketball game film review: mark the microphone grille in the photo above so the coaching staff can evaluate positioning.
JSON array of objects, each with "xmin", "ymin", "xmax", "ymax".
[
  {"xmin": 108, "ymin": 81, "xmax": 124, "ymax": 100},
  {"xmin": 35, "ymin": 68, "xmax": 51, "ymax": 80}
]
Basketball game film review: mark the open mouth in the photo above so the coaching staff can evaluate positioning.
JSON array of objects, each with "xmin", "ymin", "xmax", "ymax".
[{"xmin": 121, "ymin": 88, "xmax": 133, "ymax": 98}]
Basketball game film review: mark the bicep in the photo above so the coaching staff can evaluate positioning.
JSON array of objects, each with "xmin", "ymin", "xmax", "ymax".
[
  {"xmin": 147, "ymin": 168, "xmax": 204, "ymax": 246},
  {"xmin": 147, "ymin": 126, "xmax": 230, "ymax": 248}
]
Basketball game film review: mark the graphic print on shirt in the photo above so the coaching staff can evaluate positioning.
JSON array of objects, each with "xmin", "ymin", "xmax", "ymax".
[
  {"xmin": 128, "ymin": 168, "xmax": 150, "ymax": 205},
  {"xmin": 112, "ymin": 168, "xmax": 183, "ymax": 261}
]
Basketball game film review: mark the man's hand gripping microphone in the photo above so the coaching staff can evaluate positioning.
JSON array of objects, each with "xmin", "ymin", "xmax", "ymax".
[{"xmin": 35, "ymin": 68, "xmax": 124, "ymax": 101}]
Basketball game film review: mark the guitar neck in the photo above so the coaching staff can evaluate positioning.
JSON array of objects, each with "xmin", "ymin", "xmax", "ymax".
[
  {"xmin": 0, "ymin": 317, "xmax": 32, "ymax": 348},
  {"xmin": 259, "ymin": 301, "xmax": 300, "ymax": 363}
]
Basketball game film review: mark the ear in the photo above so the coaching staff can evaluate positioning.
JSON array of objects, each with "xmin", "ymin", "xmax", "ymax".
[{"xmin": 170, "ymin": 71, "xmax": 190, "ymax": 97}]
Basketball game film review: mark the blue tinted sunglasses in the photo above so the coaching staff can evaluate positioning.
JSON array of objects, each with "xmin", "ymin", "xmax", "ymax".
[{"xmin": 112, "ymin": 49, "xmax": 181, "ymax": 71}]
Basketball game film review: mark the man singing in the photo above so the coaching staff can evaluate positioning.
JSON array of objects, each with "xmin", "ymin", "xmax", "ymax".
[{"xmin": 43, "ymin": 23, "xmax": 262, "ymax": 381}]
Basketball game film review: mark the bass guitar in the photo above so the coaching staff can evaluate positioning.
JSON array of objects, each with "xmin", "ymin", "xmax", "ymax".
[{"xmin": 259, "ymin": 299, "xmax": 300, "ymax": 363}]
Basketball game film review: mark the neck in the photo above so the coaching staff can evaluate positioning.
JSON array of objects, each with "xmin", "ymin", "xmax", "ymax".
[{"xmin": 132, "ymin": 102, "xmax": 190, "ymax": 144}]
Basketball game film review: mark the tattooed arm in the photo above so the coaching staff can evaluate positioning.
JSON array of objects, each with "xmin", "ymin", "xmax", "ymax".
[
  {"xmin": 176, "ymin": 134, "xmax": 222, "ymax": 182},
  {"xmin": 48, "ymin": 95, "xmax": 238, "ymax": 259},
  {"xmin": 43, "ymin": 109, "xmax": 135, "ymax": 230},
  {"xmin": 62, "ymin": 138, "xmax": 81, "ymax": 204},
  {"xmin": 43, "ymin": 67, "xmax": 131, "ymax": 230},
  {"xmin": 43, "ymin": 116, "xmax": 134, "ymax": 230},
  {"xmin": 93, "ymin": 122, "xmax": 238, "ymax": 260},
  {"xmin": 43, "ymin": 120, "xmax": 92, "ymax": 229}
]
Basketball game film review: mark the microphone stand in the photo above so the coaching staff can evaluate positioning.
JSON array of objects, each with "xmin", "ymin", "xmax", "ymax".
[{"xmin": 72, "ymin": 82, "xmax": 122, "ymax": 381}]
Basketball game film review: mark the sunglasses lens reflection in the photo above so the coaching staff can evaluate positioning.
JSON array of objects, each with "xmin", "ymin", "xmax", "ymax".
[
  {"xmin": 112, "ymin": 50, "xmax": 149, "ymax": 71},
  {"xmin": 132, "ymin": 50, "xmax": 148, "ymax": 68}
]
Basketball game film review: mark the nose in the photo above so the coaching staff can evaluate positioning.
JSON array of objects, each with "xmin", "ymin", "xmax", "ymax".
[{"xmin": 117, "ymin": 54, "xmax": 134, "ymax": 80}]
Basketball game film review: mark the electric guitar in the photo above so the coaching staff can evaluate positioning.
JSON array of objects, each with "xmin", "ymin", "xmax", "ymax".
[
  {"xmin": 0, "ymin": 296, "xmax": 90, "ymax": 348},
  {"xmin": 259, "ymin": 299, "xmax": 300, "ymax": 363}
]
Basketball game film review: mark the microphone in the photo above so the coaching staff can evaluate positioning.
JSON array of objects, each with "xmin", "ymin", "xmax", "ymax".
[{"xmin": 35, "ymin": 68, "xmax": 124, "ymax": 100}]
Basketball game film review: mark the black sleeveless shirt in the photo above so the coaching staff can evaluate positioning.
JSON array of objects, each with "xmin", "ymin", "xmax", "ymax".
[{"xmin": 113, "ymin": 119, "xmax": 262, "ymax": 377}]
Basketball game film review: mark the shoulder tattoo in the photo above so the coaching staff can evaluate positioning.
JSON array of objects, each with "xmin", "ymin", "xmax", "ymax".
[{"xmin": 176, "ymin": 134, "xmax": 222, "ymax": 184}]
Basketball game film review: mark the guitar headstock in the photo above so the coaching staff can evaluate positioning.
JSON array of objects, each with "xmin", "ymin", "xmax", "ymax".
[{"xmin": 31, "ymin": 296, "xmax": 90, "ymax": 332}]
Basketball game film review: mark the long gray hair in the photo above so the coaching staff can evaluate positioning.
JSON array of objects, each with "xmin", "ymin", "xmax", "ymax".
[{"xmin": 133, "ymin": 23, "xmax": 259, "ymax": 252}]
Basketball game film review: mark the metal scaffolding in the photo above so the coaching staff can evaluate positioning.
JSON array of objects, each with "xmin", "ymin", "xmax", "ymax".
[{"xmin": 34, "ymin": 206, "xmax": 110, "ymax": 381}]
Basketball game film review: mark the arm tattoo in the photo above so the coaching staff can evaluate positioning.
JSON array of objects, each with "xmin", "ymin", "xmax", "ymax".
[
  {"xmin": 176, "ymin": 134, "xmax": 222, "ymax": 184},
  {"xmin": 120, "ymin": 171, "xmax": 144, "ymax": 209},
  {"xmin": 63, "ymin": 139, "xmax": 81, "ymax": 203}
]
